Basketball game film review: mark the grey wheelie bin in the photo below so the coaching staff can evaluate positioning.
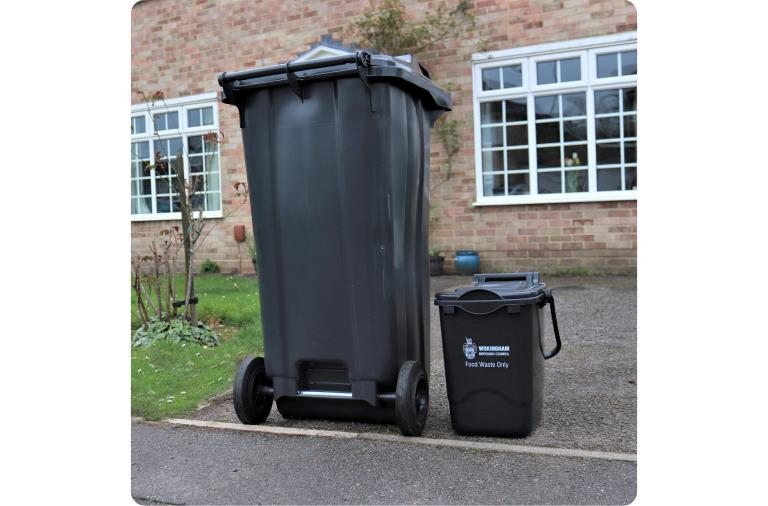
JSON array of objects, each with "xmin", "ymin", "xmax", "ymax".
[
  {"xmin": 218, "ymin": 51, "xmax": 451, "ymax": 436},
  {"xmin": 435, "ymin": 272, "xmax": 563, "ymax": 436}
]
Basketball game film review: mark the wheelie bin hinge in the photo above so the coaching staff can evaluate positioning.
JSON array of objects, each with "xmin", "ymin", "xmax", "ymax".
[
  {"xmin": 285, "ymin": 61, "xmax": 304, "ymax": 103},
  {"xmin": 355, "ymin": 50, "xmax": 375, "ymax": 113}
]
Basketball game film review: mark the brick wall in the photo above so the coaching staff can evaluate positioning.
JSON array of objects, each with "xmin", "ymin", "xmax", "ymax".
[{"xmin": 131, "ymin": 0, "xmax": 637, "ymax": 274}]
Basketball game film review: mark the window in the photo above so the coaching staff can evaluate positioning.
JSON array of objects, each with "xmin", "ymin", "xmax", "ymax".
[
  {"xmin": 130, "ymin": 93, "xmax": 222, "ymax": 220},
  {"xmin": 472, "ymin": 33, "xmax": 637, "ymax": 205}
]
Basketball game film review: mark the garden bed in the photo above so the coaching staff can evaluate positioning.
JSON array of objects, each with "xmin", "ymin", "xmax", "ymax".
[{"xmin": 131, "ymin": 275, "xmax": 263, "ymax": 420}]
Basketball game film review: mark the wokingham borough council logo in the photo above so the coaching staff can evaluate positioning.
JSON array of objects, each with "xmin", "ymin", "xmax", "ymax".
[{"xmin": 463, "ymin": 337, "xmax": 478, "ymax": 360}]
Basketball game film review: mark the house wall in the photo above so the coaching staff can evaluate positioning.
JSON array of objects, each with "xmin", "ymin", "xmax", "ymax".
[{"xmin": 131, "ymin": 0, "xmax": 637, "ymax": 274}]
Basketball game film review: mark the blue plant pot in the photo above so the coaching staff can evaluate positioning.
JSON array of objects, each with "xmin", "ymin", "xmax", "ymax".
[{"xmin": 454, "ymin": 250, "xmax": 480, "ymax": 275}]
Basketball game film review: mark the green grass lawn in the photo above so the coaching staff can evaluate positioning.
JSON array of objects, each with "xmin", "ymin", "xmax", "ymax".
[{"xmin": 131, "ymin": 275, "xmax": 263, "ymax": 420}]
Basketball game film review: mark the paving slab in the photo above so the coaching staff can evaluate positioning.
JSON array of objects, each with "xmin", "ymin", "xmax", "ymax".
[{"xmin": 190, "ymin": 275, "xmax": 637, "ymax": 453}]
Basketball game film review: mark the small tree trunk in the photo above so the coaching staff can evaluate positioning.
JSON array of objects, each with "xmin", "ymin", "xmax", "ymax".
[{"xmin": 175, "ymin": 153, "xmax": 196, "ymax": 325}]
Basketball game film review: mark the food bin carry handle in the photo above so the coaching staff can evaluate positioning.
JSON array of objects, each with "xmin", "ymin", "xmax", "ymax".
[
  {"xmin": 540, "ymin": 289, "xmax": 562, "ymax": 359},
  {"xmin": 474, "ymin": 272, "xmax": 539, "ymax": 285}
]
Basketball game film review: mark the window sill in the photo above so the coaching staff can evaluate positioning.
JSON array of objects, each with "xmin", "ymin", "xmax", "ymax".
[
  {"xmin": 472, "ymin": 191, "xmax": 637, "ymax": 207},
  {"xmin": 131, "ymin": 211, "xmax": 224, "ymax": 222}
]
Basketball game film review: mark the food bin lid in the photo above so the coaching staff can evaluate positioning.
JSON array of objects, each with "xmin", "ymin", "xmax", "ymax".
[{"xmin": 434, "ymin": 272, "xmax": 547, "ymax": 313}]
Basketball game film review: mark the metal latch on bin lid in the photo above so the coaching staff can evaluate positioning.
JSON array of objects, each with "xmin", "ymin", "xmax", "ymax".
[{"xmin": 355, "ymin": 51, "xmax": 375, "ymax": 112}]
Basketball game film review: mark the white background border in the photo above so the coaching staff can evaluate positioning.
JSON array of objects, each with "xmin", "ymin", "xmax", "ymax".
[{"xmin": 1, "ymin": 1, "xmax": 767, "ymax": 504}]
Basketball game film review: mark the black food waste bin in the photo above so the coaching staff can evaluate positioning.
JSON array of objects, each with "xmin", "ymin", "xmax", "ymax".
[
  {"xmin": 219, "ymin": 51, "xmax": 451, "ymax": 436},
  {"xmin": 434, "ymin": 272, "xmax": 562, "ymax": 436}
]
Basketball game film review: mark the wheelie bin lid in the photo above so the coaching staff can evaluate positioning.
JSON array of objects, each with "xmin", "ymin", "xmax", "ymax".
[
  {"xmin": 218, "ymin": 50, "xmax": 452, "ymax": 112},
  {"xmin": 434, "ymin": 272, "xmax": 548, "ymax": 312}
]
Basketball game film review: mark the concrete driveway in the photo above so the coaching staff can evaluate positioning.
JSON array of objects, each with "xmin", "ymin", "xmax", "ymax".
[{"xmin": 132, "ymin": 275, "xmax": 636, "ymax": 504}]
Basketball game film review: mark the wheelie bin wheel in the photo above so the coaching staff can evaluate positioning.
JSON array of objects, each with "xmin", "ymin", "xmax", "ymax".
[
  {"xmin": 233, "ymin": 356, "xmax": 273, "ymax": 424},
  {"xmin": 395, "ymin": 360, "xmax": 429, "ymax": 436}
]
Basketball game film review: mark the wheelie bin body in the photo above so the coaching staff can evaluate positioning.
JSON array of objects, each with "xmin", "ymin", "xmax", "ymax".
[
  {"xmin": 435, "ymin": 272, "xmax": 562, "ymax": 436},
  {"xmin": 219, "ymin": 52, "xmax": 451, "ymax": 433}
]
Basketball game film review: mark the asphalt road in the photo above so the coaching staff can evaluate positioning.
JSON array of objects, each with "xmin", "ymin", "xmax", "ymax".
[
  {"xmin": 133, "ymin": 275, "xmax": 637, "ymax": 504},
  {"xmin": 132, "ymin": 423, "xmax": 636, "ymax": 505},
  {"xmin": 192, "ymin": 275, "xmax": 637, "ymax": 453}
]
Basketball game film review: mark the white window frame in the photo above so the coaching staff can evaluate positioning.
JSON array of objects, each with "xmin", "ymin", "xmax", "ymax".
[
  {"xmin": 131, "ymin": 92, "xmax": 223, "ymax": 221},
  {"xmin": 471, "ymin": 32, "xmax": 637, "ymax": 206}
]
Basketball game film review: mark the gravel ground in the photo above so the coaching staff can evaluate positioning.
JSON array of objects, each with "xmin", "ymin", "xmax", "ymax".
[
  {"xmin": 132, "ymin": 423, "xmax": 637, "ymax": 505},
  {"xmin": 190, "ymin": 275, "xmax": 636, "ymax": 453}
]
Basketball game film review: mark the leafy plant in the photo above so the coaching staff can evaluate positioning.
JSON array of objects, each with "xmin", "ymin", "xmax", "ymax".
[
  {"xmin": 352, "ymin": 0, "xmax": 474, "ymax": 55},
  {"xmin": 200, "ymin": 259, "xmax": 220, "ymax": 274},
  {"xmin": 430, "ymin": 247, "xmax": 442, "ymax": 257},
  {"xmin": 132, "ymin": 316, "xmax": 221, "ymax": 348}
]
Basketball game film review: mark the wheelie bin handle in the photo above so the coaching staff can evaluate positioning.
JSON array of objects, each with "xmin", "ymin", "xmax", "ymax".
[{"xmin": 540, "ymin": 289, "xmax": 562, "ymax": 359}]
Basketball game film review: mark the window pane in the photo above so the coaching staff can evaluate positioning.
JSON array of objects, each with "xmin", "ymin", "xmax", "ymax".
[
  {"xmin": 505, "ymin": 99, "xmax": 527, "ymax": 122},
  {"xmin": 202, "ymin": 107, "xmax": 214, "ymax": 125},
  {"xmin": 502, "ymin": 65, "xmax": 522, "ymax": 88},
  {"xmin": 597, "ymin": 168, "xmax": 622, "ymax": 191},
  {"xmin": 621, "ymin": 50, "xmax": 637, "ymax": 75},
  {"xmin": 624, "ymin": 141, "xmax": 637, "ymax": 163},
  {"xmin": 624, "ymin": 115, "xmax": 637, "ymax": 137},
  {"xmin": 189, "ymin": 156, "xmax": 204, "ymax": 174},
  {"xmin": 188, "ymin": 109, "xmax": 201, "ymax": 128},
  {"xmin": 538, "ymin": 172, "xmax": 562, "ymax": 193},
  {"xmin": 625, "ymin": 166, "xmax": 637, "ymax": 190},
  {"xmin": 140, "ymin": 179, "xmax": 152, "ymax": 195},
  {"xmin": 507, "ymin": 173, "xmax": 529, "ymax": 195},
  {"xmin": 132, "ymin": 141, "xmax": 149, "ymax": 160},
  {"xmin": 565, "ymin": 170, "xmax": 588, "ymax": 193},
  {"xmin": 172, "ymin": 196, "xmax": 182, "ymax": 212},
  {"xmin": 482, "ymin": 68, "xmax": 501, "ymax": 90},
  {"xmin": 564, "ymin": 145, "xmax": 588, "ymax": 167},
  {"xmin": 537, "ymin": 61, "xmax": 557, "ymax": 85},
  {"xmin": 596, "ymin": 116, "xmax": 620, "ymax": 139},
  {"xmin": 131, "ymin": 198, "xmax": 138, "ymax": 214},
  {"xmin": 481, "ymin": 101, "xmax": 503, "ymax": 124},
  {"xmin": 481, "ymin": 127, "xmax": 503, "ymax": 148},
  {"xmin": 597, "ymin": 53, "xmax": 619, "ymax": 78},
  {"xmin": 153, "ymin": 114, "xmax": 166, "ymax": 131},
  {"xmin": 595, "ymin": 89, "xmax": 620, "ymax": 114},
  {"xmin": 623, "ymin": 88, "xmax": 637, "ymax": 112},
  {"xmin": 482, "ymin": 174, "xmax": 505, "ymax": 196},
  {"xmin": 157, "ymin": 196, "xmax": 171, "ymax": 213},
  {"xmin": 191, "ymin": 194, "xmax": 205, "ymax": 211},
  {"xmin": 166, "ymin": 111, "xmax": 179, "ymax": 130},
  {"xmin": 132, "ymin": 116, "xmax": 146, "ymax": 135},
  {"xmin": 156, "ymin": 178, "xmax": 169, "ymax": 194},
  {"xmin": 480, "ymin": 102, "xmax": 502, "ymax": 125},
  {"xmin": 506, "ymin": 148, "xmax": 529, "ymax": 170},
  {"xmin": 560, "ymin": 58, "xmax": 581, "ymax": 82},
  {"xmin": 188, "ymin": 135, "xmax": 203, "ymax": 154},
  {"xmin": 535, "ymin": 95, "xmax": 558, "ymax": 119},
  {"xmin": 537, "ymin": 146, "xmax": 561, "ymax": 168},
  {"xmin": 207, "ymin": 192, "xmax": 221, "ymax": 211},
  {"xmin": 536, "ymin": 122, "xmax": 560, "ymax": 144},
  {"xmin": 207, "ymin": 152, "xmax": 220, "ymax": 175},
  {"xmin": 169, "ymin": 138, "xmax": 183, "ymax": 157},
  {"xmin": 482, "ymin": 150, "xmax": 504, "ymax": 172},
  {"xmin": 207, "ymin": 171, "xmax": 220, "ymax": 191},
  {"xmin": 597, "ymin": 142, "xmax": 622, "ymax": 165},
  {"xmin": 131, "ymin": 180, "xmax": 137, "ymax": 196},
  {"xmin": 563, "ymin": 119, "xmax": 587, "ymax": 141},
  {"xmin": 506, "ymin": 125, "xmax": 528, "ymax": 146},
  {"xmin": 562, "ymin": 92, "xmax": 586, "ymax": 117}
]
